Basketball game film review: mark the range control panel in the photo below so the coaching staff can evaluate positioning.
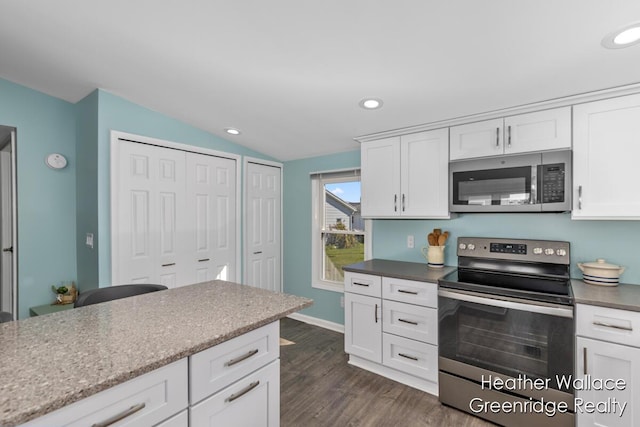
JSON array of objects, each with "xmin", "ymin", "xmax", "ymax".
[{"xmin": 457, "ymin": 237, "xmax": 570, "ymax": 265}]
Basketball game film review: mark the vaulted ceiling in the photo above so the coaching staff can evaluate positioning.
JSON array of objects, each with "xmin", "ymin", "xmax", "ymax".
[{"xmin": 1, "ymin": 1, "xmax": 640, "ymax": 160}]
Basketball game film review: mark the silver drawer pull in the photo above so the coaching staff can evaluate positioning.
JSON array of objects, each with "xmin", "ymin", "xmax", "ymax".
[
  {"xmin": 226, "ymin": 381, "xmax": 260, "ymax": 402},
  {"xmin": 92, "ymin": 403, "xmax": 146, "ymax": 427},
  {"xmin": 353, "ymin": 281, "xmax": 370, "ymax": 287},
  {"xmin": 398, "ymin": 353, "xmax": 418, "ymax": 361},
  {"xmin": 253, "ymin": 251, "xmax": 262, "ymax": 255},
  {"xmin": 198, "ymin": 258, "xmax": 210, "ymax": 262},
  {"xmin": 398, "ymin": 318, "xmax": 418, "ymax": 326},
  {"xmin": 397, "ymin": 289, "xmax": 418, "ymax": 295},
  {"xmin": 161, "ymin": 263, "xmax": 175, "ymax": 267},
  {"xmin": 225, "ymin": 349, "xmax": 259, "ymax": 367},
  {"xmin": 583, "ymin": 347, "xmax": 588, "ymax": 375},
  {"xmin": 592, "ymin": 321, "xmax": 633, "ymax": 331}
]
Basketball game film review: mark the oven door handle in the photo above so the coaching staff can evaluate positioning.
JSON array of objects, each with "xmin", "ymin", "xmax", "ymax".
[{"xmin": 438, "ymin": 289, "xmax": 573, "ymax": 318}]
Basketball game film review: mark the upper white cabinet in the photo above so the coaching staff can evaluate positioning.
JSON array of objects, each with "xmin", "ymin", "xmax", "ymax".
[
  {"xmin": 361, "ymin": 128, "xmax": 449, "ymax": 218},
  {"xmin": 450, "ymin": 107, "xmax": 571, "ymax": 160},
  {"xmin": 573, "ymin": 93, "xmax": 640, "ymax": 219}
]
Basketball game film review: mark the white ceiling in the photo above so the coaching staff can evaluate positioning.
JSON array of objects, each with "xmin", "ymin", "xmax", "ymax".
[{"xmin": 1, "ymin": 1, "xmax": 640, "ymax": 161}]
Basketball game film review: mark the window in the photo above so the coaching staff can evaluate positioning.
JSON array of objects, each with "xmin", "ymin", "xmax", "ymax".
[{"xmin": 311, "ymin": 169, "xmax": 370, "ymax": 292}]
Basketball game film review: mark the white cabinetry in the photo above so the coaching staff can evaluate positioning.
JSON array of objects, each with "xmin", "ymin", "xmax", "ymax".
[
  {"xmin": 572, "ymin": 93, "xmax": 640, "ymax": 219},
  {"xmin": 576, "ymin": 304, "xmax": 640, "ymax": 426},
  {"xmin": 22, "ymin": 323, "xmax": 280, "ymax": 427},
  {"xmin": 450, "ymin": 107, "xmax": 571, "ymax": 160},
  {"xmin": 22, "ymin": 359, "xmax": 189, "ymax": 427},
  {"xmin": 344, "ymin": 272, "xmax": 439, "ymax": 395},
  {"xmin": 360, "ymin": 129, "xmax": 449, "ymax": 218}
]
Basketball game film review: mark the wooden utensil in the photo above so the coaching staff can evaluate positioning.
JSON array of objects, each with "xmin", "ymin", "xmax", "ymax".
[
  {"xmin": 438, "ymin": 234, "xmax": 447, "ymax": 246},
  {"xmin": 427, "ymin": 233, "xmax": 437, "ymax": 246},
  {"xmin": 433, "ymin": 228, "xmax": 442, "ymax": 237}
]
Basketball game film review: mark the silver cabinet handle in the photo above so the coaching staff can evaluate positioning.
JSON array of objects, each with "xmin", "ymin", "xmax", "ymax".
[
  {"xmin": 2, "ymin": 246, "xmax": 12, "ymax": 253},
  {"xmin": 394, "ymin": 194, "xmax": 398, "ymax": 212},
  {"xmin": 496, "ymin": 127, "xmax": 500, "ymax": 147},
  {"xmin": 374, "ymin": 303, "xmax": 378, "ymax": 323},
  {"xmin": 583, "ymin": 347, "xmax": 587, "ymax": 375},
  {"xmin": 352, "ymin": 281, "xmax": 370, "ymax": 287},
  {"xmin": 398, "ymin": 353, "xmax": 418, "ymax": 361},
  {"xmin": 402, "ymin": 194, "xmax": 405, "ymax": 212},
  {"xmin": 225, "ymin": 381, "xmax": 260, "ymax": 403},
  {"xmin": 198, "ymin": 258, "xmax": 210, "ymax": 262},
  {"xmin": 592, "ymin": 321, "xmax": 633, "ymax": 331},
  {"xmin": 161, "ymin": 263, "xmax": 175, "ymax": 267},
  {"xmin": 398, "ymin": 318, "xmax": 418, "ymax": 326},
  {"xmin": 578, "ymin": 185, "xmax": 582, "ymax": 210},
  {"xmin": 397, "ymin": 289, "xmax": 418, "ymax": 295},
  {"xmin": 225, "ymin": 349, "xmax": 259, "ymax": 367},
  {"xmin": 92, "ymin": 403, "xmax": 146, "ymax": 427},
  {"xmin": 507, "ymin": 125, "xmax": 512, "ymax": 147},
  {"xmin": 253, "ymin": 251, "xmax": 262, "ymax": 255}
]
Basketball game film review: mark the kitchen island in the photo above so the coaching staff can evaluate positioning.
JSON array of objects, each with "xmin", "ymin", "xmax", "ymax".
[{"xmin": 0, "ymin": 280, "xmax": 312, "ymax": 426}]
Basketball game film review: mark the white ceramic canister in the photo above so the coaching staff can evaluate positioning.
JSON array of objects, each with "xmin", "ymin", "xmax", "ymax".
[
  {"xmin": 577, "ymin": 259, "xmax": 625, "ymax": 286},
  {"xmin": 421, "ymin": 245, "xmax": 445, "ymax": 268}
]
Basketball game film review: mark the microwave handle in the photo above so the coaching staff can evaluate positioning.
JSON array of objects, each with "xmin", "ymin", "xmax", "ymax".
[{"xmin": 531, "ymin": 165, "xmax": 538, "ymax": 204}]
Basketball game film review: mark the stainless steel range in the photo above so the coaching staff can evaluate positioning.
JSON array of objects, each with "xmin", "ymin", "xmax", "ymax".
[{"xmin": 438, "ymin": 237, "xmax": 574, "ymax": 427}]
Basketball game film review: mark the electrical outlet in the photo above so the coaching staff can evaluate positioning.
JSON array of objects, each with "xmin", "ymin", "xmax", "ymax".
[
  {"xmin": 407, "ymin": 235, "xmax": 414, "ymax": 248},
  {"xmin": 340, "ymin": 296, "xmax": 344, "ymax": 308},
  {"xmin": 86, "ymin": 233, "xmax": 94, "ymax": 249}
]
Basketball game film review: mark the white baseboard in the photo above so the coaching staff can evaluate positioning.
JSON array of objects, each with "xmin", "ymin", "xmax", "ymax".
[{"xmin": 286, "ymin": 312, "xmax": 344, "ymax": 334}]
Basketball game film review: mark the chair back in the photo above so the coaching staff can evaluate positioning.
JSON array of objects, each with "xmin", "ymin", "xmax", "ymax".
[{"xmin": 74, "ymin": 284, "xmax": 167, "ymax": 308}]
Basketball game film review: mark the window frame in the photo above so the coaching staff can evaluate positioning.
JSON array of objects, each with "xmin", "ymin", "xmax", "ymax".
[{"xmin": 311, "ymin": 169, "xmax": 371, "ymax": 293}]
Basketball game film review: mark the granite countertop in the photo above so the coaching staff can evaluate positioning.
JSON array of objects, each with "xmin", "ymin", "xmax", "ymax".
[
  {"xmin": 571, "ymin": 279, "xmax": 640, "ymax": 312},
  {"xmin": 0, "ymin": 281, "xmax": 312, "ymax": 426},
  {"xmin": 343, "ymin": 258, "xmax": 456, "ymax": 283}
]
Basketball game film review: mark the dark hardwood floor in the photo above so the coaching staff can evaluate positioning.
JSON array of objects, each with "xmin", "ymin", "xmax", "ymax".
[{"xmin": 280, "ymin": 318, "xmax": 493, "ymax": 427}]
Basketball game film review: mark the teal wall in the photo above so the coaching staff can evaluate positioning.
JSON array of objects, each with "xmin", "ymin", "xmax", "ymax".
[
  {"xmin": 0, "ymin": 78, "xmax": 77, "ymax": 318},
  {"xmin": 95, "ymin": 90, "xmax": 276, "ymax": 286},
  {"xmin": 283, "ymin": 150, "xmax": 361, "ymax": 325},
  {"xmin": 282, "ymin": 152, "xmax": 640, "ymax": 327},
  {"xmin": 75, "ymin": 90, "xmax": 99, "ymax": 291}
]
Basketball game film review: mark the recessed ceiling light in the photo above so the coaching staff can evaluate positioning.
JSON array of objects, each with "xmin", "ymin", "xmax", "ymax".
[
  {"xmin": 602, "ymin": 23, "xmax": 640, "ymax": 49},
  {"xmin": 359, "ymin": 98, "xmax": 383, "ymax": 110},
  {"xmin": 224, "ymin": 128, "xmax": 241, "ymax": 135}
]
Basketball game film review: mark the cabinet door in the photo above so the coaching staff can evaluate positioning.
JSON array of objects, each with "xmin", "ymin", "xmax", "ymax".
[
  {"xmin": 190, "ymin": 360, "xmax": 279, "ymax": 427},
  {"xmin": 449, "ymin": 118, "xmax": 503, "ymax": 160},
  {"xmin": 361, "ymin": 137, "xmax": 401, "ymax": 217},
  {"xmin": 185, "ymin": 153, "xmax": 237, "ymax": 284},
  {"xmin": 576, "ymin": 337, "xmax": 639, "ymax": 427},
  {"xmin": 344, "ymin": 292, "xmax": 382, "ymax": 363},
  {"xmin": 400, "ymin": 129, "xmax": 449, "ymax": 217},
  {"xmin": 573, "ymin": 94, "xmax": 640, "ymax": 219},
  {"xmin": 504, "ymin": 107, "xmax": 571, "ymax": 155}
]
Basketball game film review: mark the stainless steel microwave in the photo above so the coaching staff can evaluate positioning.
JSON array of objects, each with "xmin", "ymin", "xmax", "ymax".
[{"xmin": 449, "ymin": 150, "xmax": 571, "ymax": 212}]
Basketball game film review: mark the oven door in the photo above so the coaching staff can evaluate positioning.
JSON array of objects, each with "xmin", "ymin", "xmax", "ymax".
[
  {"xmin": 450, "ymin": 153, "xmax": 541, "ymax": 212},
  {"xmin": 438, "ymin": 288, "xmax": 574, "ymax": 404}
]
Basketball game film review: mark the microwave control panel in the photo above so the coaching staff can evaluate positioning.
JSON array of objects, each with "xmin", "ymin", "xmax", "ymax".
[{"xmin": 540, "ymin": 163, "xmax": 565, "ymax": 203}]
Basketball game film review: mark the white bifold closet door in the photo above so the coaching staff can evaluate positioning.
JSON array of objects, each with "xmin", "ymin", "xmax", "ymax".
[{"xmin": 114, "ymin": 140, "xmax": 236, "ymax": 288}]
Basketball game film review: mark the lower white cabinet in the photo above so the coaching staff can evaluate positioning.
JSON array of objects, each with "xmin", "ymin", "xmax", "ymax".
[
  {"xmin": 22, "ymin": 359, "xmax": 189, "ymax": 427},
  {"xmin": 190, "ymin": 360, "xmax": 280, "ymax": 427},
  {"xmin": 344, "ymin": 292, "xmax": 382, "ymax": 363},
  {"xmin": 576, "ymin": 304, "xmax": 640, "ymax": 427},
  {"xmin": 21, "ymin": 322, "xmax": 281, "ymax": 427},
  {"xmin": 344, "ymin": 271, "xmax": 438, "ymax": 395}
]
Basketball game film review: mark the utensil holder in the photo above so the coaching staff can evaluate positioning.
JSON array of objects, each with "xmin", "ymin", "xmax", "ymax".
[{"xmin": 421, "ymin": 245, "xmax": 445, "ymax": 268}]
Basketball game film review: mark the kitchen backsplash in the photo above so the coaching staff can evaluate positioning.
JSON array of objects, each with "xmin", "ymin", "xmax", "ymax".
[{"xmin": 372, "ymin": 213, "xmax": 640, "ymax": 285}]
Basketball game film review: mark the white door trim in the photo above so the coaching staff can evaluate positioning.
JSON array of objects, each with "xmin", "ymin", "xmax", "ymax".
[
  {"xmin": 243, "ymin": 156, "xmax": 283, "ymax": 290},
  {"xmin": 110, "ymin": 130, "xmax": 242, "ymax": 285}
]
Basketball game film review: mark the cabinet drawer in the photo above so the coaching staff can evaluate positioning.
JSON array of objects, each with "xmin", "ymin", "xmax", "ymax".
[
  {"xmin": 190, "ymin": 321, "xmax": 279, "ymax": 404},
  {"xmin": 190, "ymin": 360, "xmax": 280, "ymax": 427},
  {"xmin": 382, "ymin": 300, "xmax": 437, "ymax": 344},
  {"xmin": 156, "ymin": 409, "xmax": 188, "ymax": 427},
  {"xmin": 344, "ymin": 272, "xmax": 382, "ymax": 297},
  {"xmin": 382, "ymin": 333, "xmax": 438, "ymax": 382},
  {"xmin": 382, "ymin": 277, "xmax": 437, "ymax": 308},
  {"xmin": 23, "ymin": 359, "xmax": 188, "ymax": 427},
  {"xmin": 577, "ymin": 304, "xmax": 640, "ymax": 347}
]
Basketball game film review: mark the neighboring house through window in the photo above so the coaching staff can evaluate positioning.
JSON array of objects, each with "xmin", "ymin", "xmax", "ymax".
[{"xmin": 311, "ymin": 169, "xmax": 370, "ymax": 292}]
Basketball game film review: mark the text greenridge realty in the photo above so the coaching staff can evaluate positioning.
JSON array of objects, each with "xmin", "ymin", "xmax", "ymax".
[{"xmin": 468, "ymin": 375, "xmax": 628, "ymax": 418}]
